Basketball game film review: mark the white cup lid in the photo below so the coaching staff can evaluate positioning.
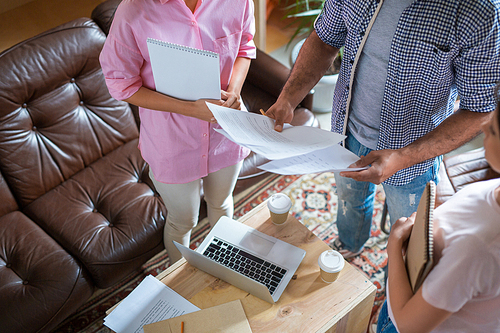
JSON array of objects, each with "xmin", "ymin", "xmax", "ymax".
[
  {"xmin": 318, "ymin": 250, "xmax": 345, "ymax": 273},
  {"xmin": 267, "ymin": 193, "xmax": 292, "ymax": 214}
]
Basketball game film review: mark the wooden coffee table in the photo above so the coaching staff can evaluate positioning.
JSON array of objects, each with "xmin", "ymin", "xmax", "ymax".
[{"xmin": 154, "ymin": 201, "xmax": 376, "ymax": 333}]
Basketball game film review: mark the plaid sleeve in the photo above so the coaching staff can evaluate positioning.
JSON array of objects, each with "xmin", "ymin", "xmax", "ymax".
[
  {"xmin": 314, "ymin": 0, "xmax": 347, "ymax": 49},
  {"xmin": 454, "ymin": 1, "xmax": 500, "ymax": 113}
]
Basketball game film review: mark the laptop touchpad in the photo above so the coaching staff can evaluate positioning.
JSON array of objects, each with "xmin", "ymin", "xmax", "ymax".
[{"xmin": 239, "ymin": 231, "xmax": 275, "ymax": 257}]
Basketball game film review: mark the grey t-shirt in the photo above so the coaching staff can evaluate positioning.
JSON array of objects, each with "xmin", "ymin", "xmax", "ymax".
[{"xmin": 348, "ymin": 0, "xmax": 414, "ymax": 150}]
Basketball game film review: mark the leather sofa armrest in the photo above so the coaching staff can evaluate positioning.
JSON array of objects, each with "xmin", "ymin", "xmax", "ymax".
[
  {"xmin": 436, "ymin": 147, "xmax": 499, "ymax": 206},
  {"xmin": 91, "ymin": 0, "xmax": 122, "ymax": 35},
  {"xmin": 246, "ymin": 48, "xmax": 313, "ymax": 111}
]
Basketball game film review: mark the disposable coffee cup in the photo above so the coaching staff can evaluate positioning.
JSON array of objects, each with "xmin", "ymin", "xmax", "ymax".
[
  {"xmin": 267, "ymin": 193, "xmax": 292, "ymax": 225},
  {"xmin": 318, "ymin": 249, "xmax": 345, "ymax": 283}
]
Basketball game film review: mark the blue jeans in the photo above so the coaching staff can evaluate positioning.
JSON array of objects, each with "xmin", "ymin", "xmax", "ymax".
[
  {"xmin": 377, "ymin": 301, "xmax": 399, "ymax": 333},
  {"xmin": 334, "ymin": 133, "xmax": 441, "ymax": 252}
]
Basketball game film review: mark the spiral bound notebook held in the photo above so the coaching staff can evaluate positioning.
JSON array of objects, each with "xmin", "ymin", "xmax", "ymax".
[
  {"xmin": 405, "ymin": 181, "xmax": 436, "ymax": 293},
  {"xmin": 147, "ymin": 38, "xmax": 221, "ymax": 101}
]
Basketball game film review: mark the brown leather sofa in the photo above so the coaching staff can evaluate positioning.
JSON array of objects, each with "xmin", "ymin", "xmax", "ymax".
[{"xmin": 0, "ymin": 3, "xmax": 317, "ymax": 332}]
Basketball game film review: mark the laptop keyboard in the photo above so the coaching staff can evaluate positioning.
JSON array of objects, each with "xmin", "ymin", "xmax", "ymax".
[{"xmin": 202, "ymin": 237, "xmax": 288, "ymax": 295}]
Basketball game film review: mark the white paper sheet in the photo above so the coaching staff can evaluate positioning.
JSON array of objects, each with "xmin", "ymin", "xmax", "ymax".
[
  {"xmin": 103, "ymin": 275, "xmax": 199, "ymax": 333},
  {"xmin": 258, "ymin": 145, "xmax": 368, "ymax": 175},
  {"xmin": 207, "ymin": 103, "xmax": 345, "ymax": 159}
]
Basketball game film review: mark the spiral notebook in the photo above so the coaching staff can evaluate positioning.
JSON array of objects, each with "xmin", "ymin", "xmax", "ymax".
[
  {"xmin": 147, "ymin": 38, "xmax": 220, "ymax": 101},
  {"xmin": 405, "ymin": 181, "xmax": 436, "ymax": 293}
]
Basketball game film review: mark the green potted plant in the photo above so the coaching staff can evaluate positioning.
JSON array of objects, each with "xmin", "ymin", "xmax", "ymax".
[
  {"xmin": 285, "ymin": 0, "xmax": 343, "ymax": 112},
  {"xmin": 285, "ymin": 0, "xmax": 342, "ymax": 75}
]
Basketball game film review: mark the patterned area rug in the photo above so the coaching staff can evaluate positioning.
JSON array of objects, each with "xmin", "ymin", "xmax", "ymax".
[{"xmin": 52, "ymin": 172, "xmax": 387, "ymax": 333}]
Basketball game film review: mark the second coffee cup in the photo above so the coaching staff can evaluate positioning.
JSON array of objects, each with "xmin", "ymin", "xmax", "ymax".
[
  {"xmin": 267, "ymin": 193, "xmax": 292, "ymax": 225},
  {"xmin": 318, "ymin": 249, "xmax": 345, "ymax": 283}
]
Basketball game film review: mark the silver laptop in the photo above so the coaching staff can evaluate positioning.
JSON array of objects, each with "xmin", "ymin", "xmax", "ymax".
[{"xmin": 173, "ymin": 216, "xmax": 306, "ymax": 303}]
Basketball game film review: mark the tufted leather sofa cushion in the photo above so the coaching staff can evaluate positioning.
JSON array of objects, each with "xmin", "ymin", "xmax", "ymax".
[
  {"xmin": 23, "ymin": 139, "xmax": 165, "ymax": 288},
  {"xmin": 0, "ymin": 210, "xmax": 94, "ymax": 332},
  {"xmin": 0, "ymin": 19, "xmax": 138, "ymax": 208}
]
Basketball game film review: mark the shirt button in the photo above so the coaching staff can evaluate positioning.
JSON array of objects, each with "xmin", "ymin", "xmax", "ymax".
[
  {"xmin": 191, "ymin": 21, "xmax": 196, "ymax": 25},
  {"xmin": 203, "ymin": 133, "xmax": 207, "ymax": 137},
  {"xmin": 202, "ymin": 155, "xmax": 206, "ymax": 158}
]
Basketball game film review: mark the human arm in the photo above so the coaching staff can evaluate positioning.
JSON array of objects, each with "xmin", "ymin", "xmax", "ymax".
[
  {"xmin": 123, "ymin": 87, "xmax": 220, "ymax": 123},
  {"xmin": 387, "ymin": 213, "xmax": 453, "ymax": 333},
  {"xmin": 221, "ymin": 57, "xmax": 251, "ymax": 110},
  {"xmin": 340, "ymin": 109, "xmax": 492, "ymax": 184},
  {"xmin": 265, "ymin": 31, "xmax": 339, "ymax": 131},
  {"xmin": 124, "ymin": 57, "xmax": 251, "ymax": 119}
]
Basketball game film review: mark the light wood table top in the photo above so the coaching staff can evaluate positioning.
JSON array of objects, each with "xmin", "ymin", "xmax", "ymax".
[{"xmin": 156, "ymin": 201, "xmax": 376, "ymax": 333}]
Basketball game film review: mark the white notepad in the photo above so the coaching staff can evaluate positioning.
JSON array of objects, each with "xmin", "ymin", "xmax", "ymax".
[{"xmin": 147, "ymin": 38, "xmax": 221, "ymax": 101}]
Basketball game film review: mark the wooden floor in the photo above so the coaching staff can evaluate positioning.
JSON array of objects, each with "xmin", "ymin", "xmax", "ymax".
[{"xmin": 0, "ymin": 0, "xmax": 296, "ymax": 53}]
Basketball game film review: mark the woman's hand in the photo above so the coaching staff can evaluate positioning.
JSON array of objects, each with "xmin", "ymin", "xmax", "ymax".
[
  {"xmin": 193, "ymin": 99, "xmax": 221, "ymax": 123},
  {"xmin": 388, "ymin": 212, "xmax": 416, "ymax": 254},
  {"xmin": 221, "ymin": 90, "xmax": 242, "ymax": 110}
]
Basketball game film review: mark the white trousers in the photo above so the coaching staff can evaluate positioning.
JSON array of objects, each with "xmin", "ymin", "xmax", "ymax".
[{"xmin": 149, "ymin": 161, "xmax": 243, "ymax": 263}]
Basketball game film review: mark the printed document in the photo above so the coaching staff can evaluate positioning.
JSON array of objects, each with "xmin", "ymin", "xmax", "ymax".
[
  {"xmin": 207, "ymin": 103, "xmax": 345, "ymax": 160},
  {"xmin": 103, "ymin": 275, "xmax": 199, "ymax": 333},
  {"xmin": 258, "ymin": 145, "xmax": 367, "ymax": 175},
  {"xmin": 207, "ymin": 103, "xmax": 367, "ymax": 174}
]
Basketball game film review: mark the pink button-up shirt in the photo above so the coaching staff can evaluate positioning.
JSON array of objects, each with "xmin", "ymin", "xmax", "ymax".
[{"xmin": 99, "ymin": 0, "xmax": 256, "ymax": 184}]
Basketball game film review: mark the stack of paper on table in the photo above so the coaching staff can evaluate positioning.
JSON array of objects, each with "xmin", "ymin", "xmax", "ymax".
[
  {"xmin": 206, "ymin": 103, "xmax": 367, "ymax": 174},
  {"xmin": 103, "ymin": 275, "xmax": 199, "ymax": 333}
]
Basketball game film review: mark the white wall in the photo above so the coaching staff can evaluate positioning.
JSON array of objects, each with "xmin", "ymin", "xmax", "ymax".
[{"xmin": 0, "ymin": 0, "xmax": 35, "ymax": 14}]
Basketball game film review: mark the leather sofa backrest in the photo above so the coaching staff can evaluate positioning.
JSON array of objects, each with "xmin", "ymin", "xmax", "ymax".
[{"xmin": 0, "ymin": 18, "xmax": 139, "ymax": 208}]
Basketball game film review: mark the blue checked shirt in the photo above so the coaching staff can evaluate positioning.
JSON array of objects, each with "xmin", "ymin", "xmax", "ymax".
[{"xmin": 315, "ymin": 0, "xmax": 500, "ymax": 186}]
